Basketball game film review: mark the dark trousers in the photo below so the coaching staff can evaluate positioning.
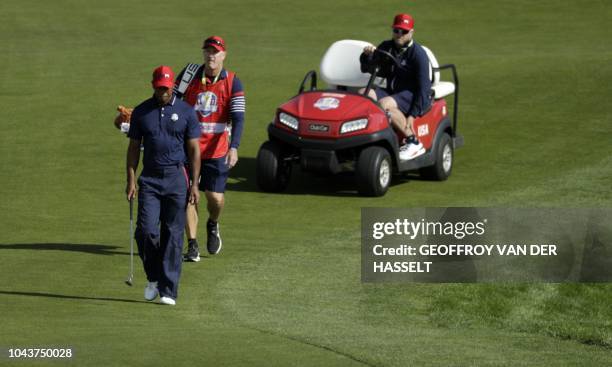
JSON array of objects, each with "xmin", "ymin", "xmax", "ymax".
[{"xmin": 135, "ymin": 165, "xmax": 188, "ymax": 299}]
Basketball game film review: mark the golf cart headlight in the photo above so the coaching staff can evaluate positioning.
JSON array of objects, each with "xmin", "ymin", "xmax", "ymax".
[
  {"xmin": 341, "ymin": 118, "xmax": 368, "ymax": 134},
  {"xmin": 279, "ymin": 112, "xmax": 299, "ymax": 130}
]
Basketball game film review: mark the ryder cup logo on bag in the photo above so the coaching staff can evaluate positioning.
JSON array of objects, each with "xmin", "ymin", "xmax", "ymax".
[
  {"xmin": 314, "ymin": 97, "xmax": 340, "ymax": 111},
  {"xmin": 196, "ymin": 91, "xmax": 218, "ymax": 117}
]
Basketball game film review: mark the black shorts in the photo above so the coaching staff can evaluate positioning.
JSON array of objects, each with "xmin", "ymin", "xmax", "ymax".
[
  {"xmin": 188, "ymin": 156, "xmax": 229, "ymax": 193},
  {"xmin": 375, "ymin": 87, "xmax": 414, "ymax": 115}
]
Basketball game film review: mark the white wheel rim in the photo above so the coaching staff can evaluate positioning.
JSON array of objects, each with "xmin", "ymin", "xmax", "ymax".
[
  {"xmin": 379, "ymin": 159, "xmax": 390, "ymax": 188},
  {"xmin": 442, "ymin": 144, "xmax": 452, "ymax": 173}
]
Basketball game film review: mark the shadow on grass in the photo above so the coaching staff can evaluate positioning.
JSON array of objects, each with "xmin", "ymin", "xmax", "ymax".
[
  {"xmin": 241, "ymin": 324, "xmax": 376, "ymax": 367},
  {"xmin": 226, "ymin": 157, "xmax": 422, "ymax": 197},
  {"xmin": 0, "ymin": 290, "xmax": 150, "ymax": 304},
  {"xmin": 225, "ymin": 156, "xmax": 258, "ymax": 193},
  {"xmin": 0, "ymin": 243, "xmax": 129, "ymax": 255}
]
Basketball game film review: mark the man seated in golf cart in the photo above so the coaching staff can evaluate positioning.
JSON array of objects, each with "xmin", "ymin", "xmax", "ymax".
[{"xmin": 359, "ymin": 13, "xmax": 431, "ymax": 161}]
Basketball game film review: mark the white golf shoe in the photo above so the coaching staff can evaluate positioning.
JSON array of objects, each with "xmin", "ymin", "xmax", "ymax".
[
  {"xmin": 399, "ymin": 137, "xmax": 425, "ymax": 161},
  {"xmin": 159, "ymin": 296, "xmax": 176, "ymax": 306},
  {"xmin": 144, "ymin": 281, "xmax": 159, "ymax": 301}
]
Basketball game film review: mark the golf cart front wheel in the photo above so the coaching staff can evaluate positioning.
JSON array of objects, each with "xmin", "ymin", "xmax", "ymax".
[
  {"xmin": 420, "ymin": 133, "xmax": 453, "ymax": 181},
  {"xmin": 356, "ymin": 146, "xmax": 392, "ymax": 197},
  {"xmin": 256, "ymin": 140, "xmax": 292, "ymax": 192}
]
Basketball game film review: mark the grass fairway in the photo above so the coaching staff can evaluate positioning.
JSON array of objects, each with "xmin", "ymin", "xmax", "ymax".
[{"xmin": 1, "ymin": 0, "xmax": 611, "ymax": 366}]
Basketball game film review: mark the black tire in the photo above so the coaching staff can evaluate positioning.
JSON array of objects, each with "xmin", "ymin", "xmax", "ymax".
[
  {"xmin": 420, "ymin": 133, "xmax": 453, "ymax": 181},
  {"xmin": 256, "ymin": 141, "xmax": 292, "ymax": 192},
  {"xmin": 356, "ymin": 146, "xmax": 392, "ymax": 197}
]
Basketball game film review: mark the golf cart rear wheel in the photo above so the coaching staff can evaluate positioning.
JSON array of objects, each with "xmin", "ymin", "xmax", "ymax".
[
  {"xmin": 356, "ymin": 146, "xmax": 392, "ymax": 197},
  {"xmin": 256, "ymin": 140, "xmax": 292, "ymax": 192},
  {"xmin": 420, "ymin": 133, "xmax": 453, "ymax": 181}
]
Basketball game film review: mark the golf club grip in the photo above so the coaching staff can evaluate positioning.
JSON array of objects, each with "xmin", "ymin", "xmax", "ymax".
[{"xmin": 129, "ymin": 198, "xmax": 133, "ymax": 220}]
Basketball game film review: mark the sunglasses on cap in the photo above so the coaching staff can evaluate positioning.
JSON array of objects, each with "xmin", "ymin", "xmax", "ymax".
[
  {"xmin": 205, "ymin": 39, "xmax": 224, "ymax": 48},
  {"xmin": 393, "ymin": 28, "xmax": 410, "ymax": 35}
]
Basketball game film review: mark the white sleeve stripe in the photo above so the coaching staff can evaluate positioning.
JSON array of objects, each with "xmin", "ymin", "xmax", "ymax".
[{"xmin": 231, "ymin": 95, "xmax": 245, "ymax": 112}]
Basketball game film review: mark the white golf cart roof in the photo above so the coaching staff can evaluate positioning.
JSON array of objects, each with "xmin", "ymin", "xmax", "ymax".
[{"xmin": 319, "ymin": 39, "xmax": 455, "ymax": 99}]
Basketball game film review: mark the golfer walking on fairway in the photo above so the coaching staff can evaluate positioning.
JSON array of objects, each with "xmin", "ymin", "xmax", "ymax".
[{"xmin": 126, "ymin": 66, "xmax": 201, "ymax": 305}]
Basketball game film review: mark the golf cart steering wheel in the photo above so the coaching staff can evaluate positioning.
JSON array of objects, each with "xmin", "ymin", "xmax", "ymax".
[
  {"xmin": 363, "ymin": 48, "xmax": 404, "ymax": 97},
  {"xmin": 372, "ymin": 48, "xmax": 404, "ymax": 70}
]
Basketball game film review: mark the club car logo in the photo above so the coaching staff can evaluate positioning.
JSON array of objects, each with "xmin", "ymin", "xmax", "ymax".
[
  {"xmin": 309, "ymin": 123, "xmax": 329, "ymax": 132},
  {"xmin": 314, "ymin": 97, "xmax": 340, "ymax": 111},
  {"xmin": 195, "ymin": 91, "xmax": 218, "ymax": 117},
  {"xmin": 417, "ymin": 124, "xmax": 429, "ymax": 137}
]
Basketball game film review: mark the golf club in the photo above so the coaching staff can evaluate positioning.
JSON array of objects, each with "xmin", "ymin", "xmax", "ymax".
[{"xmin": 125, "ymin": 198, "xmax": 134, "ymax": 286}]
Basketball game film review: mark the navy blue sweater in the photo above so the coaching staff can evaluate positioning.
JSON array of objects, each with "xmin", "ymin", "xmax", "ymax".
[{"xmin": 360, "ymin": 40, "xmax": 432, "ymax": 117}]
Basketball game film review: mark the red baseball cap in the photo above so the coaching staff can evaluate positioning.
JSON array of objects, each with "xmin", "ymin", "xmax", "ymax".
[
  {"xmin": 152, "ymin": 65, "xmax": 175, "ymax": 89},
  {"xmin": 392, "ymin": 13, "xmax": 414, "ymax": 31},
  {"xmin": 202, "ymin": 36, "xmax": 226, "ymax": 52}
]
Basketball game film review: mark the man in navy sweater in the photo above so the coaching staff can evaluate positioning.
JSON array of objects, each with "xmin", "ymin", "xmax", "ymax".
[{"xmin": 360, "ymin": 13, "xmax": 432, "ymax": 161}]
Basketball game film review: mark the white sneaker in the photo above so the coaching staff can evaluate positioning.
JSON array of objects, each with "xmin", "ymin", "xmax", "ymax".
[
  {"xmin": 159, "ymin": 296, "xmax": 176, "ymax": 306},
  {"xmin": 144, "ymin": 281, "xmax": 159, "ymax": 301},
  {"xmin": 399, "ymin": 139, "xmax": 425, "ymax": 161}
]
